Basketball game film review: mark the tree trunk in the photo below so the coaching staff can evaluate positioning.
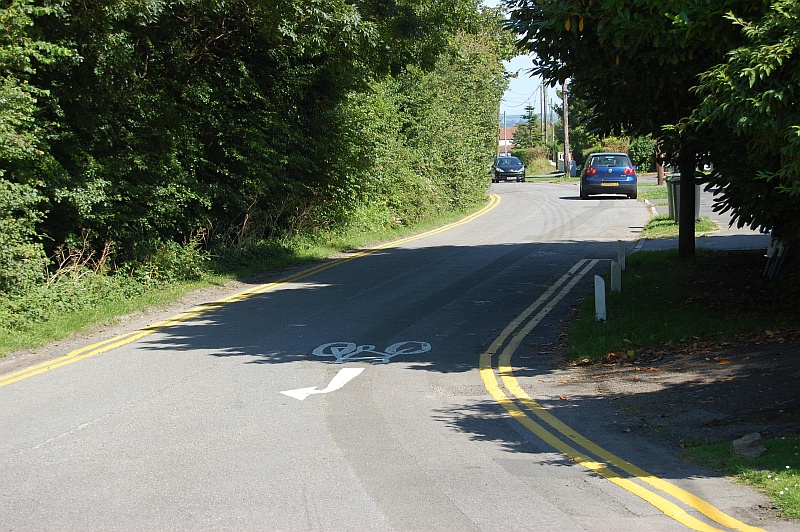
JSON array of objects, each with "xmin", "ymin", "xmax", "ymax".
[
  {"xmin": 562, "ymin": 79, "xmax": 570, "ymax": 177},
  {"xmin": 655, "ymin": 138, "xmax": 665, "ymax": 186},
  {"xmin": 678, "ymin": 138, "xmax": 696, "ymax": 259}
]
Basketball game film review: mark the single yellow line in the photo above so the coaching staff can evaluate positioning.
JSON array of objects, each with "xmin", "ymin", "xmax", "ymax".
[
  {"xmin": 482, "ymin": 259, "xmax": 765, "ymax": 532},
  {"xmin": 1, "ymin": 195, "xmax": 501, "ymax": 388}
]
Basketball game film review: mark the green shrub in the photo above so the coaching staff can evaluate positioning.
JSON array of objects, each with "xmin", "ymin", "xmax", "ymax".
[
  {"xmin": 512, "ymin": 146, "xmax": 549, "ymax": 166},
  {"xmin": 0, "ymin": 179, "xmax": 48, "ymax": 296},
  {"xmin": 581, "ymin": 137, "xmax": 631, "ymax": 161},
  {"xmin": 0, "ymin": 266, "xmax": 148, "ymax": 331},
  {"xmin": 0, "ymin": 232, "xmax": 209, "ymax": 332},
  {"xmin": 629, "ymin": 136, "xmax": 657, "ymax": 172},
  {"xmin": 133, "ymin": 233, "xmax": 210, "ymax": 284},
  {"xmin": 526, "ymin": 158, "xmax": 557, "ymax": 175}
]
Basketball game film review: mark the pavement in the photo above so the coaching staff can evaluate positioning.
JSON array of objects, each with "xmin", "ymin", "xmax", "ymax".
[{"xmin": 634, "ymin": 174, "xmax": 771, "ymax": 253}]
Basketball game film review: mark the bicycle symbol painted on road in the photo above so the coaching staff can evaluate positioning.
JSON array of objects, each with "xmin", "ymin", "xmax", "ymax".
[{"xmin": 311, "ymin": 341, "xmax": 431, "ymax": 364}]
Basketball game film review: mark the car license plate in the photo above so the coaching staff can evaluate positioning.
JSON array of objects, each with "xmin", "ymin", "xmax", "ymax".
[{"xmin": 601, "ymin": 182, "xmax": 619, "ymax": 187}]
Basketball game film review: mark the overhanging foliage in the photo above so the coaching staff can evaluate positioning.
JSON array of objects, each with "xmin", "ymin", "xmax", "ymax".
[
  {"xmin": 504, "ymin": 0, "xmax": 800, "ymax": 254},
  {"xmin": 692, "ymin": 0, "xmax": 800, "ymax": 239},
  {"xmin": 0, "ymin": 0, "xmax": 511, "ymax": 300}
]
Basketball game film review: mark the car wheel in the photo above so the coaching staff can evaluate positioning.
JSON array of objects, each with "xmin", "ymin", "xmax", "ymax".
[
  {"xmin": 629, "ymin": 191, "xmax": 638, "ymax": 199},
  {"xmin": 519, "ymin": 177, "xmax": 526, "ymax": 183},
  {"xmin": 580, "ymin": 188, "xmax": 589, "ymax": 200}
]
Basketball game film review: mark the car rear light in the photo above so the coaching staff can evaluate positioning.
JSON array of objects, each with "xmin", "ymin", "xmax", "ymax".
[
  {"xmin": 586, "ymin": 167, "xmax": 597, "ymax": 175},
  {"xmin": 623, "ymin": 166, "xmax": 636, "ymax": 175}
]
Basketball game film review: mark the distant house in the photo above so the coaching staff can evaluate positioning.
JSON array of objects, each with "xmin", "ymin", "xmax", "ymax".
[{"xmin": 498, "ymin": 126, "xmax": 517, "ymax": 156}]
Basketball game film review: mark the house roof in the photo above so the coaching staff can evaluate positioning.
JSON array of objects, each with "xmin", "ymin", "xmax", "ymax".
[{"xmin": 499, "ymin": 126, "xmax": 517, "ymax": 141}]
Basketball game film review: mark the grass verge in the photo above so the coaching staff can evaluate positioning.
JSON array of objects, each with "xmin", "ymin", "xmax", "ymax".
[
  {"xmin": 637, "ymin": 183, "xmax": 668, "ymax": 201},
  {"xmin": 563, "ymin": 249, "xmax": 791, "ymax": 363},
  {"xmin": 681, "ymin": 436, "xmax": 800, "ymax": 519},
  {"xmin": 525, "ymin": 158, "xmax": 557, "ymax": 175},
  {"xmin": 0, "ymin": 201, "xmax": 484, "ymax": 355},
  {"xmin": 641, "ymin": 214, "xmax": 718, "ymax": 238},
  {"xmin": 525, "ymin": 172, "xmax": 570, "ymax": 183},
  {"xmin": 0, "ymin": 279, "xmax": 220, "ymax": 353},
  {"xmin": 564, "ymin": 213, "xmax": 772, "ymax": 362}
]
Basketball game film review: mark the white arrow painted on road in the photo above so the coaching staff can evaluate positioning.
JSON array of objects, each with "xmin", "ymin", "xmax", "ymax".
[{"xmin": 280, "ymin": 368, "xmax": 365, "ymax": 401}]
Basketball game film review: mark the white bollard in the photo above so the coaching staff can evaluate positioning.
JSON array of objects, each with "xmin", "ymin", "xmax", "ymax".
[
  {"xmin": 594, "ymin": 275, "xmax": 607, "ymax": 321},
  {"xmin": 618, "ymin": 240, "xmax": 626, "ymax": 271},
  {"xmin": 610, "ymin": 261, "xmax": 622, "ymax": 293}
]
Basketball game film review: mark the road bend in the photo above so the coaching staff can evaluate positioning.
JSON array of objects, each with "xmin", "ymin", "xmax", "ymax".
[{"xmin": 1, "ymin": 182, "xmax": 785, "ymax": 531}]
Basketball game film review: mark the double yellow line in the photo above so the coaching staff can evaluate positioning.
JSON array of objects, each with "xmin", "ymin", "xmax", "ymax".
[
  {"xmin": 0, "ymin": 195, "xmax": 502, "ymax": 388},
  {"xmin": 480, "ymin": 259, "xmax": 764, "ymax": 532}
]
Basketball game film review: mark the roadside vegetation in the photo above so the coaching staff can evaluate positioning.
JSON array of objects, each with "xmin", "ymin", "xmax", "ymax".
[
  {"xmin": 640, "ymin": 215, "xmax": 717, "ymax": 238},
  {"xmin": 636, "ymin": 182, "xmax": 668, "ymax": 202},
  {"xmin": 524, "ymin": 158, "xmax": 557, "ymax": 176},
  {"xmin": 524, "ymin": 172, "xmax": 572, "ymax": 183},
  {"xmin": 2, "ymin": 0, "xmax": 799, "ymax": 516},
  {"xmin": 565, "ymin": 203, "xmax": 798, "ymax": 359},
  {"xmin": 564, "ymin": 250, "xmax": 798, "ymax": 365},
  {"xmin": 0, "ymin": 1, "xmax": 513, "ymax": 353},
  {"xmin": 0, "ymin": 204, "xmax": 477, "ymax": 355},
  {"xmin": 682, "ymin": 436, "xmax": 800, "ymax": 520}
]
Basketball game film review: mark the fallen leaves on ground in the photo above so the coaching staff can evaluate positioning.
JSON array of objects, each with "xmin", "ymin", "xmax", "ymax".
[{"xmin": 583, "ymin": 328, "xmax": 800, "ymax": 369}]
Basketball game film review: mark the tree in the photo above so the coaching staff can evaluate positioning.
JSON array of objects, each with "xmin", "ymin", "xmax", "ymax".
[
  {"xmin": 32, "ymin": 0, "xmax": 392, "ymax": 259},
  {"xmin": 506, "ymin": 0, "xmax": 768, "ymax": 257},
  {"xmin": 343, "ymin": 10, "xmax": 511, "ymax": 228},
  {"xmin": 0, "ymin": 1, "xmax": 68, "ymax": 294},
  {"xmin": 26, "ymin": 0, "xmax": 499, "ymax": 262},
  {"xmin": 692, "ymin": 0, "xmax": 800, "ymax": 243},
  {"xmin": 551, "ymin": 89, "xmax": 598, "ymax": 161},
  {"xmin": 628, "ymin": 136, "xmax": 657, "ymax": 173},
  {"xmin": 512, "ymin": 105, "xmax": 542, "ymax": 150}
]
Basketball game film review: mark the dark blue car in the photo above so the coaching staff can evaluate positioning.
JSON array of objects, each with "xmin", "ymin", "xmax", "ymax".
[
  {"xmin": 491, "ymin": 156, "xmax": 526, "ymax": 183},
  {"xmin": 579, "ymin": 152, "xmax": 638, "ymax": 199}
]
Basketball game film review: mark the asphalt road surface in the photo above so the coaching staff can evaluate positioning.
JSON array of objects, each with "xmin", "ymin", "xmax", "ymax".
[{"xmin": 1, "ymin": 182, "xmax": 786, "ymax": 531}]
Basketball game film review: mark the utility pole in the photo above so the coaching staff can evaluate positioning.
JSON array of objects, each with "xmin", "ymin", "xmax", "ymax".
[
  {"xmin": 541, "ymin": 81, "xmax": 546, "ymax": 141},
  {"xmin": 542, "ymin": 82, "xmax": 548, "ymax": 144},
  {"xmin": 497, "ymin": 108, "xmax": 501, "ymax": 157},
  {"xmin": 503, "ymin": 111, "xmax": 508, "ymax": 155},
  {"xmin": 563, "ymin": 79, "xmax": 571, "ymax": 177},
  {"xmin": 529, "ymin": 111, "xmax": 533, "ymax": 147}
]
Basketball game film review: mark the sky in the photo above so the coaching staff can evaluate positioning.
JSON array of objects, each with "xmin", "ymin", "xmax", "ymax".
[
  {"xmin": 481, "ymin": 0, "xmax": 562, "ymax": 117},
  {"xmin": 501, "ymin": 54, "xmax": 549, "ymax": 117}
]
